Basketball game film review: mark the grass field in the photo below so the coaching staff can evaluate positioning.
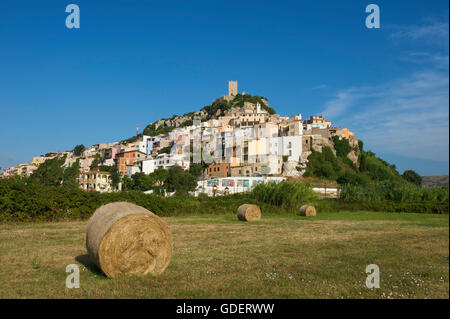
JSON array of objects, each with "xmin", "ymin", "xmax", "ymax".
[{"xmin": 0, "ymin": 211, "xmax": 448, "ymax": 299}]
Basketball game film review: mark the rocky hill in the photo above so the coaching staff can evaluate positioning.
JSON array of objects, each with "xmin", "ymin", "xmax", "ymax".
[
  {"xmin": 142, "ymin": 93, "xmax": 276, "ymax": 136},
  {"xmin": 112, "ymin": 90, "xmax": 428, "ymax": 187},
  {"xmin": 422, "ymin": 175, "xmax": 449, "ymax": 188}
]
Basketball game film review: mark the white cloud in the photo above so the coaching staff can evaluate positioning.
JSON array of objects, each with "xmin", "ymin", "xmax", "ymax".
[
  {"xmin": 322, "ymin": 89, "xmax": 361, "ymax": 119},
  {"xmin": 308, "ymin": 84, "xmax": 327, "ymax": 90},
  {"xmin": 390, "ymin": 20, "xmax": 449, "ymax": 44},
  {"xmin": 321, "ymin": 67, "xmax": 449, "ymax": 162},
  {"xmin": 401, "ymin": 52, "xmax": 449, "ymax": 69},
  {"xmin": 323, "ymin": 18, "xmax": 449, "ymax": 162}
]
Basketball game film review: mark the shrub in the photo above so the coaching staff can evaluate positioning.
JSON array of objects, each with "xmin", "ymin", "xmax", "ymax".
[
  {"xmin": 251, "ymin": 181, "xmax": 318, "ymax": 212},
  {"xmin": 402, "ymin": 170, "xmax": 422, "ymax": 186},
  {"xmin": 304, "ymin": 147, "xmax": 340, "ymax": 180},
  {"xmin": 0, "ymin": 178, "xmax": 287, "ymax": 222},
  {"xmin": 332, "ymin": 136, "xmax": 352, "ymax": 158},
  {"xmin": 72, "ymin": 144, "xmax": 85, "ymax": 156},
  {"xmin": 143, "ymin": 124, "xmax": 175, "ymax": 137},
  {"xmin": 339, "ymin": 180, "xmax": 449, "ymax": 203}
]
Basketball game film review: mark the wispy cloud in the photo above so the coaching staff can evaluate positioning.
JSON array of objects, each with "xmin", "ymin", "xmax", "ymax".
[
  {"xmin": 322, "ymin": 18, "xmax": 449, "ymax": 163},
  {"xmin": 389, "ymin": 20, "xmax": 449, "ymax": 45},
  {"xmin": 322, "ymin": 88, "xmax": 384, "ymax": 119},
  {"xmin": 322, "ymin": 63, "xmax": 449, "ymax": 162},
  {"xmin": 308, "ymin": 84, "xmax": 327, "ymax": 90},
  {"xmin": 401, "ymin": 52, "xmax": 449, "ymax": 69}
]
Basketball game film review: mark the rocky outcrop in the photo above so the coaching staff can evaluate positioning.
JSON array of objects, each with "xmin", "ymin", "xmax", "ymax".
[
  {"xmin": 347, "ymin": 150, "xmax": 359, "ymax": 166},
  {"xmin": 151, "ymin": 94, "xmax": 274, "ymax": 130},
  {"xmin": 347, "ymin": 135, "xmax": 360, "ymax": 166},
  {"xmin": 153, "ymin": 112, "xmax": 207, "ymax": 129},
  {"xmin": 310, "ymin": 134, "xmax": 336, "ymax": 155},
  {"xmin": 282, "ymin": 160, "xmax": 302, "ymax": 177}
]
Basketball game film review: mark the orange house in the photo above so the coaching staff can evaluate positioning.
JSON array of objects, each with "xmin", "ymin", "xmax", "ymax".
[
  {"xmin": 115, "ymin": 150, "xmax": 146, "ymax": 174},
  {"xmin": 341, "ymin": 128, "xmax": 354, "ymax": 139}
]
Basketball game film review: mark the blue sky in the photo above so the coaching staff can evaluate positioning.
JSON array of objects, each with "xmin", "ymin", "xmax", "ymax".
[{"xmin": 0, "ymin": 0, "xmax": 448, "ymax": 175}]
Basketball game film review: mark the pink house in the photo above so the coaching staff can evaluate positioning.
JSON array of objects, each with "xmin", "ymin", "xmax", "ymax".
[{"xmin": 79, "ymin": 157, "xmax": 94, "ymax": 173}]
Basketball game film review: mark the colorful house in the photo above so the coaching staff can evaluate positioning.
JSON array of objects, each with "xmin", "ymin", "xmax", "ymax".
[{"xmin": 115, "ymin": 150, "xmax": 146, "ymax": 174}]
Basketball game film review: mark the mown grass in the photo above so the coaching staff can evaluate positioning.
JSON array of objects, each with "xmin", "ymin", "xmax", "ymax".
[{"xmin": 0, "ymin": 211, "xmax": 448, "ymax": 299}]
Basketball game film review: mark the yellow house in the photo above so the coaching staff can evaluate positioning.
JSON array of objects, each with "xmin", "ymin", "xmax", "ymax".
[{"xmin": 31, "ymin": 156, "xmax": 54, "ymax": 165}]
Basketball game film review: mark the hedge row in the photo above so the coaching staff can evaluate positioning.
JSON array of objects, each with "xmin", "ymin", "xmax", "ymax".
[
  {"xmin": 0, "ymin": 178, "xmax": 447, "ymax": 222},
  {"xmin": 0, "ymin": 178, "xmax": 285, "ymax": 222},
  {"xmin": 315, "ymin": 199, "xmax": 448, "ymax": 214}
]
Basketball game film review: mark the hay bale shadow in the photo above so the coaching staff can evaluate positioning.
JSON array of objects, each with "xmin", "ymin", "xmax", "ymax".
[{"xmin": 75, "ymin": 254, "xmax": 105, "ymax": 277}]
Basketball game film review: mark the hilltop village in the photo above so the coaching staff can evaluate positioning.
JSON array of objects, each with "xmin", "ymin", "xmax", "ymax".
[{"xmin": 1, "ymin": 81, "xmax": 357, "ymax": 195}]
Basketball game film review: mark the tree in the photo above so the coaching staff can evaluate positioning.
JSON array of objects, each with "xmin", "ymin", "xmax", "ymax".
[
  {"xmin": 90, "ymin": 153, "xmax": 101, "ymax": 170},
  {"xmin": 332, "ymin": 135, "xmax": 352, "ymax": 158},
  {"xmin": 62, "ymin": 159, "xmax": 80, "ymax": 188},
  {"xmin": 303, "ymin": 147, "xmax": 340, "ymax": 180},
  {"xmin": 131, "ymin": 172, "xmax": 154, "ymax": 191},
  {"xmin": 143, "ymin": 124, "xmax": 175, "ymax": 137},
  {"xmin": 402, "ymin": 170, "xmax": 422, "ymax": 186},
  {"xmin": 30, "ymin": 156, "xmax": 66, "ymax": 186},
  {"xmin": 158, "ymin": 141, "xmax": 174, "ymax": 155},
  {"xmin": 358, "ymin": 152, "xmax": 368, "ymax": 172},
  {"xmin": 337, "ymin": 171, "xmax": 364, "ymax": 185},
  {"xmin": 73, "ymin": 144, "xmax": 85, "ymax": 156},
  {"xmin": 99, "ymin": 165, "xmax": 121, "ymax": 187},
  {"xmin": 121, "ymin": 175, "xmax": 134, "ymax": 191},
  {"xmin": 158, "ymin": 146, "xmax": 172, "ymax": 154},
  {"xmin": 188, "ymin": 163, "xmax": 204, "ymax": 178},
  {"xmin": 358, "ymin": 139, "xmax": 364, "ymax": 151},
  {"xmin": 180, "ymin": 119, "xmax": 193, "ymax": 127},
  {"xmin": 147, "ymin": 168, "xmax": 169, "ymax": 194},
  {"xmin": 149, "ymin": 168, "xmax": 168, "ymax": 187},
  {"xmin": 164, "ymin": 166, "xmax": 197, "ymax": 195}
]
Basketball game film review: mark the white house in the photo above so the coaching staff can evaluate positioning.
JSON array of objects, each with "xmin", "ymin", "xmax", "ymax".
[
  {"xmin": 154, "ymin": 153, "xmax": 190, "ymax": 171},
  {"xmin": 126, "ymin": 165, "xmax": 141, "ymax": 177},
  {"xmin": 134, "ymin": 135, "xmax": 153, "ymax": 155},
  {"xmin": 280, "ymin": 136, "xmax": 302, "ymax": 162},
  {"xmin": 136, "ymin": 158, "xmax": 157, "ymax": 175},
  {"xmin": 136, "ymin": 153, "xmax": 190, "ymax": 175}
]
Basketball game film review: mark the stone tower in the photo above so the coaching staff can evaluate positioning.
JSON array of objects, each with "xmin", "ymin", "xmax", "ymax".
[{"xmin": 228, "ymin": 81, "xmax": 238, "ymax": 96}]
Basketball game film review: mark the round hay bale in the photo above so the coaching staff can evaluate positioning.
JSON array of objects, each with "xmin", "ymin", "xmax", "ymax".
[
  {"xmin": 86, "ymin": 202, "xmax": 173, "ymax": 278},
  {"xmin": 300, "ymin": 205, "xmax": 316, "ymax": 216},
  {"xmin": 237, "ymin": 204, "xmax": 261, "ymax": 221}
]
